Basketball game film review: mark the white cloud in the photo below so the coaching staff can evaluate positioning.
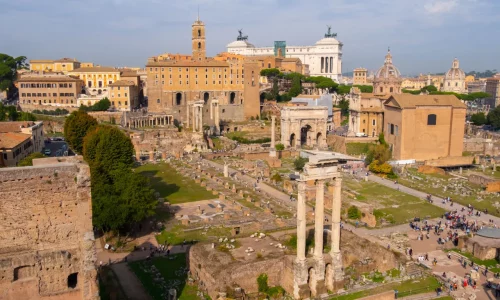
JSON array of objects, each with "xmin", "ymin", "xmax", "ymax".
[{"xmin": 424, "ymin": 0, "xmax": 458, "ymax": 14}]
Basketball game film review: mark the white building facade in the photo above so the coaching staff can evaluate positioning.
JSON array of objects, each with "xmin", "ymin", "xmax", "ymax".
[
  {"xmin": 227, "ymin": 28, "xmax": 343, "ymax": 82},
  {"xmin": 442, "ymin": 58, "xmax": 466, "ymax": 94}
]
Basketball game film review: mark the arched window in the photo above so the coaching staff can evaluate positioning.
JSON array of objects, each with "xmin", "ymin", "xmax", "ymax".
[
  {"xmin": 390, "ymin": 87, "xmax": 393, "ymax": 93},
  {"xmin": 379, "ymin": 87, "xmax": 383, "ymax": 93},
  {"xmin": 427, "ymin": 114, "xmax": 437, "ymax": 125},
  {"xmin": 198, "ymin": 29, "xmax": 201, "ymax": 37},
  {"xmin": 157, "ymin": 99, "xmax": 160, "ymax": 104},
  {"xmin": 198, "ymin": 42, "xmax": 201, "ymax": 49}
]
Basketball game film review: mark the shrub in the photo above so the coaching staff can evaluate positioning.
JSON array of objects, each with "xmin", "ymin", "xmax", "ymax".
[
  {"xmin": 348, "ymin": 205, "xmax": 361, "ymax": 220},
  {"xmin": 271, "ymin": 173, "xmax": 282, "ymax": 182},
  {"xmin": 275, "ymin": 143, "xmax": 285, "ymax": 151},
  {"xmin": 293, "ymin": 156, "xmax": 308, "ymax": 171},
  {"xmin": 257, "ymin": 274, "xmax": 269, "ymax": 293}
]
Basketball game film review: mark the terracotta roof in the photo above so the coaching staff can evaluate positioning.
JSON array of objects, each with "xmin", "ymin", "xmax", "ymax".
[
  {"xmin": 69, "ymin": 66, "xmax": 120, "ymax": 73},
  {"xmin": 146, "ymin": 60, "xmax": 229, "ymax": 67},
  {"xmin": 384, "ymin": 94, "xmax": 467, "ymax": 109},
  {"xmin": 361, "ymin": 107, "xmax": 384, "ymax": 113},
  {"xmin": 17, "ymin": 75, "xmax": 82, "ymax": 83},
  {"xmin": 109, "ymin": 80, "xmax": 135, "ymax": 87},
  {"xmin": 54, "ymin": 58, "xmax": 79, "ymax": 63},
  {"xmin": 0, "ymin": 132, "xmax": 31, "ymax": 149},
  {"xmin": 360, "ymin": 93, "xmax": 391, "ymax": 100},
  {"xmin": 0, "ymin": 121, "xmax": 37, "ymax": 133},
  {"xmin": 30, "ymin": 60, "xmax": 54, "ymax": 63}
]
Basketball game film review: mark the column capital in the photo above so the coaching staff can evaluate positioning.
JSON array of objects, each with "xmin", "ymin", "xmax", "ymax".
[{"xmin": 334, "ymin": 177, "xmax": 342, "ymax": 186}]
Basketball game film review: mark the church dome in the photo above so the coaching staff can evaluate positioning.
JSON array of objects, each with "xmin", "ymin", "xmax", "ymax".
[
  {"xmin": 445, "ymin": 58, "xmax": 465, "ymax": 81},
  {"xmin": 375, "ymin": 50, "xmax": 401, "ymax": 79},
  {"xmin": 315, "ymin": 37, "xmax": 340, "ymax": 46}
]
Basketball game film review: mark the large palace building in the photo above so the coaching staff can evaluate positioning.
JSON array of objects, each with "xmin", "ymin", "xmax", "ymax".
[
  {"xmin": 226, "ymin": 27, "xmax": 343, "ymax": 81},
  {"xmin": 146, "ymin": 18, "xmax": 261, "ymax": 125}
]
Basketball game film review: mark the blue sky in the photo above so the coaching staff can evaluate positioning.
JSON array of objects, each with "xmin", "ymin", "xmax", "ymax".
[{"xmin": 1, "ymin": 0, "xmax": 499, "ymax": 76}]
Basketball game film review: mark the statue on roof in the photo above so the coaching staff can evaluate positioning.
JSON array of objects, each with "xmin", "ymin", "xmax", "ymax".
[
  {"xmin": 324, "ymin": 25, "xmax": 337, "ymax": 38},
  {"xmin": 237, "ymin": 29, "xmax": 248, "ymax": 41}
]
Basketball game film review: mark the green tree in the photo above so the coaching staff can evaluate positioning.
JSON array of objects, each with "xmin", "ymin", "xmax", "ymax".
[
  {"xmin": 470, "ymin": 112, "xmax": 487, "ymax": 125},
  {"xmin": 487, "ymin": 106, "xmax": 500, "ymax": 129},
  {"xmin": 64, "ymin": 111, "xmax": 98, "ymax": 154},
  {"xmin": 336, "ymin": 98, "xmax": 349, "ymax": 116},
  {"xmin": 335, "ymin": 85, "xmax": 352, "ymax": 94},
  {"xmin": 288, "ymin": 76, "xmax": 302, "ymax": 97},
  {"xmin": 18, "ymin": 152, "xmax": 45, "ymax": 166},
  {"xmin": 293, "ymin": 156, "xmax": 308, "ymax": 171},
  {"xmin": 0, "ymin": 54, "xmax": 27, "ymax": 96},
  {"xmin": 260, "ymin": 68, "xmax": 282, "ymax": 78},
  {"xmin": 347, "ymin": 205, "xmax": 361, "ymax": 219},
  {"xmin": 275, "ymin": 143, "xmax": 285, "ymax": 151},
  {"xmin": 366, "ymin": 143, "xmax": 391, "ymax": 165},
  {"xmin": 79, "ymin": 97, "xmax": 111, "ymax": 112},
  {"xmin": 271, "ymin": 77, "xmax": 279, "ymax": 100},
  {"xmin": 421, "ymin": 85, "xmax": 437, "ymax": 93},
  {"xmin": 353, "ymin": 85, "xmax": 373, "ymax": 93}
]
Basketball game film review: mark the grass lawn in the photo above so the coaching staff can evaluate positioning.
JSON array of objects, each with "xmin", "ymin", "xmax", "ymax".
[
  {"xmin": 155, "ymin": 224, "xmax": 232, "ymax": 245},
  {"xmin": 330, "ymin": 276, "xmax": 441, "ymax": 299},
  {"xmin": 346, "ymin": 143, "xmax": 372, "ymax": 156},
  {"xmin": 344, "ymin": 178, "xmax": 446, "ymax": 226},
  {"xmin": 398, "ymin": 168, "xmax": 500, "ymax": 217},
  {"xmin": 129, "ymin": 254, "xmax": 201, "ymax": 300},
  {"xmin": 136, "ymin": 163, "xmax": 214, "ymax": 204},
  {"xmin": 449, "ymin": 249, "xmax": 500, "ymax": 272}
]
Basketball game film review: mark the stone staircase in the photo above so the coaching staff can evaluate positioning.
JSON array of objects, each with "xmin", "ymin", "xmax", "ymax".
[{"xmin": 406, "ymin": 262, "xmax": 425, "ymax": 278}]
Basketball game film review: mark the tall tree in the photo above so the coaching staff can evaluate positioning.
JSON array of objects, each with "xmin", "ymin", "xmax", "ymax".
[
  {"xmin": 288, "ymin": 76, "xmax": 302, "ymax": 97},
  {"xmin": 64, "ymin": 111, "xmax": 98, "ymax": 154},
  {"xmin": 487, "ymin": 106, "xmax": 500, "ymax": 129},
  {"xmin": 0, "ymin": 54, "xmax": 27, "ymax": 96},
  {"xmin": 470, "ymin": 112, "xmax": 487, "ymax": 125}
]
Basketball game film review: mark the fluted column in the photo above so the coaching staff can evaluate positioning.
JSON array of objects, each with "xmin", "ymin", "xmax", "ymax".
[
  {"xmin": 296, "ymin": 181, "xmax": 307, "ymax": 262},
  {"xmin": 314, "ymin": 180, "xmax": 325, "ymax": 259},
  {"xmin": 331, "ymin": 177, "xmax": 341, "ymax": 254}
]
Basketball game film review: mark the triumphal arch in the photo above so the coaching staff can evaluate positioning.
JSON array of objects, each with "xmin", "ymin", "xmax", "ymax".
[
  {"xmin": 281, "ymin": 106, "xmax": 328, "ymax": 148},
  {"xmin": 294, "ymin": 154, "xmax": 343, "ymax": 299}
]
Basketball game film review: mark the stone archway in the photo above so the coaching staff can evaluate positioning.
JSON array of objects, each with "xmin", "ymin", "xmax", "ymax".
[
  {"xmin": 290, "ymin": 133, "xmax": 296, "ymax": 147},
  {"xmin": 176, "ymin": 93, "xmax": 182, "ymax": 105},
  {"xmin": 229, "ymin": 92, "xmax": 236, "ymax": 104},
  {"xmin": 301, "ymin": 125, "xmax": 312, "ymax": 146},
  {"xmin": 316, "ymin": 132, "xmax": 322, "ymax": 146},
  {"xmin": 308, "ymin": 267, "xmax": 317, "ymax": 298},
  {"xmin": 203, "ymin": 92, "xmax": 209, "ymax": 104}
]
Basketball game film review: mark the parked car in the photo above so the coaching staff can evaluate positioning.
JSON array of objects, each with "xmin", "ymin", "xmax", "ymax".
[{"xmin": 355, "ymin": 132, "xmax": 368, "ymax": 137}]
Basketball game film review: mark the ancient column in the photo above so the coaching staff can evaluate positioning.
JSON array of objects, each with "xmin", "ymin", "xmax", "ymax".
[
  {"xmin": 192, "ymin": 104, "xmax": 196, "ymax": 132},
  {"xmin": 186, "ymin": 103, "xmax": 190, "ymax": 128},
  {"xmin": 210, "ymin": 100, "xmax": 213, "ymax": 119},
  {"xmin": 296, "ymin": 181, "xmax": 307, "ymax": 261},
  {"xmin": 223, "ymin": 163, "xmax": 229, "ymax": 178},
  {"xmin": 330, "ymin": 177, "xmax": 343, "ymax": 281},
  {"xmin": 314, "ymin": 180, "xmax": 325, "ymax": 259},
  {"xmin": 199, "ymin": 105, "xmax": 203, "ymax": 133},
  {"xmin": 214, "ymin": 101, "xmax": 220, "ymax": 135},
  {"xmin": 270, "ymin": 115, "xmax": 277, "ymax": 157}
]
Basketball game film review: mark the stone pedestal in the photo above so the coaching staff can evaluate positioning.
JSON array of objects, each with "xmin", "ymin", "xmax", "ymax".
[
  {"xmin": 269, "ymin": 149, "xmax": 277, "ymax": 158},
  {"xmin": 293, "ymin": 259, "xmax": 310, "ymax": 300}
]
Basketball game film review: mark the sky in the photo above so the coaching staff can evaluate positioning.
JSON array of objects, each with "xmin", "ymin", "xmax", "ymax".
[{"xmin": 1, "ymin": 0, "xmax": 499, "ymax": 76}]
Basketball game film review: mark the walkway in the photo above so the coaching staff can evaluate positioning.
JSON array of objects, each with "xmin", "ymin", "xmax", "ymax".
[
  {"xmin": 111, "ymin": 262, "xmax": 152, "ymax": 300},
  {"xmin": 368, "ymin": 174, "xmax": 500, "ymax": 225}
]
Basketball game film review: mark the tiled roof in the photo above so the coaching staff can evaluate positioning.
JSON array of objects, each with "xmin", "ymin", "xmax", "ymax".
[
  {"xmin": 385, "ymin": 94, "xmax": 467, "ymax": 109},
  {"xmin": 108, "ymin": 80, "xmax": 135, "ymax": 87},
  {"xmin": 17, "ymin": 75, "xmax": 81, "ymax": 83},
  {"xmin": 70, "ymin": 67, "xmax": 120, "ymax": 73},
  {"xmin": 0, "ymin": 132, "xmax": 31, "ymax": 149},
  {"xmin": 0, "ymin": 121, "xmax": 37, "ymax": 133}
]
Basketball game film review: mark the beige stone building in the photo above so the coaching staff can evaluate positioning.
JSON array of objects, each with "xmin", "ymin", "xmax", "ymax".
[
  {"xmin": 401, "ymin": 78, "xmax": 426, "ymax": 91},
  {"xmin": 485, "ymin": 78, "xmax": 500, "ymax": 108},
  {"xmin": 109, "ymin": 80, "xmax": 139, "ymax": 111},
  {"xmin": 373, "ymin": 50, "xmax": 402, "ymax": 95},
  {"xmin": 0, "ymin": 156, "xmax": 98, "ymax": 300},
  {"xmin": 347, "ymin": 87, "xmax": 388, "ymax": 137},
  {"xmin": 352, "ymin": 68, "xmax": 367, "ymax": 85},
  {"xmin": 0, "ymin": 121, "xmax": 44, "ymax": 167},
  {"xmin": 147, "ymin": 18, "xmax": 261, "ymax": 125},
  {"xmin": 18, "ymin": 74, "xmax": 84, "ymax": 110},
  {"xmin": 68, "ymin": 66, "xmax": 121, "ymax": 90},
  {"xmin": 383, "ymin": 94, "xmax": 466, "ymax": 161}
]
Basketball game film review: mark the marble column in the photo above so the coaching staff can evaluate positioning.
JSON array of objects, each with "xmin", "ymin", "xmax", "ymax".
[
  {"xmin": 214, "ymin": 102, "xmax": 220, "ymax": 134},
  {"xmin": 192, "ymin": 104, "xmax": 196, "ymax": 132},
  {"xmin": 199, "ymin": 106, "xmax": 203, "ymax": 133},
  {"xmin": 296, "ymin": 181, "xmax": 307, "ymax": 262},
  {"xmin": 270, "ymin": 115, "xmax": 277, "ymax": 157},
  {"xmin": 330, "ymin": 177, "xmax": 343, "ymax": 281},
  {"xmin": 314, "ymin": 180, "xmax": 325, "ymax": 259},
  {"xmin": 186, "ymin": 104, "xmax": 190, "ymax": 127},
  {"xmin": 210, "ymin": 100, "xmax": 213, "ymax": 119}
]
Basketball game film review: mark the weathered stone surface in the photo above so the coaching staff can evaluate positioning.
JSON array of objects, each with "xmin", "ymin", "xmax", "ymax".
[{"xmin": 0, "ymin": 157, "xmax": 99, "ymax": 300}]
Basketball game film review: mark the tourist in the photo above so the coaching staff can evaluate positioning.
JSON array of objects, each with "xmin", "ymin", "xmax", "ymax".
[
  {"xmin": 436, "ymin": 286, "xmax": 442, "ymax": 296},
  {"xmin": 394, "ymin": 289, "xmax": 398, "ymax": 299}
]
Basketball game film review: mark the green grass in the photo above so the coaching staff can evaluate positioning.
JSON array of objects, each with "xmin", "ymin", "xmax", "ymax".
[
  {"xmin": 129, "ymin": 254, "xmax": 201, "ymax": 300},
  {"xmin": 330, "ymin": 276, "xmax": 440, "ymax": 300},
  {"xmin": 136, "ymin": 163, "xmax": 214, "ymax": 204},
  {"xmin": 156, "ymin": 224, "xmax": 232, "ymax": 245},
  {"xmin": 398, "ymin": 168, "xmax": 500, "ymax": 217},
  {"xmin": 344, "ymin": 178, "xmax": 445, "ymax": 226},
  {"xmin": 449, "ymin": 249, "xmax": 500, "ymax": 272},
  {"xmin": 346, "ymin": 143, "xmax": 372, "ymax": 155}
]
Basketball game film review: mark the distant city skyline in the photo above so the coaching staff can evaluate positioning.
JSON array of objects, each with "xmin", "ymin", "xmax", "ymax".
[{"xmin": 1, "ymin": 0, "xmax": 499, "ymax": 76}]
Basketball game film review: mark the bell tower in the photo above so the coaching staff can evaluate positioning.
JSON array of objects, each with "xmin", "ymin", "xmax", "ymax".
[{"xmin": 192, "ymin": 17, "xmax": 206, "ymax": 61}]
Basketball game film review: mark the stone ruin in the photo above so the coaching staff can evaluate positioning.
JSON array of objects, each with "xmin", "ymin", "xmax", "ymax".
[{"xmin": 0, "ymin": 157, "xmax": 99, "ymax": 300}]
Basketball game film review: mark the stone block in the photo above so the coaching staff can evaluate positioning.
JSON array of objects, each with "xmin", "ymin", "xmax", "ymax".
[
  {"xmin": 219, "ymin": 194, "xmax": 226, "ymax": 200},
  {"xmin": 212, "ymin": 190, "xmax": 218, "ymax": 195}
]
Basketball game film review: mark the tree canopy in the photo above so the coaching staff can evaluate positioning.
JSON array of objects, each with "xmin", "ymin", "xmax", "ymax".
[
  {"xmin": 79, "ymin": 97, "xmax": 111, "ymax": 112},
  {"xmin": 487, "ymin": 106, "xmax": 500, "ymax": 130},
  {"xmin": 466, "ymin": 70, "xmax": 497, "ymax": 78},
  {"xmin": 470, "ymin": 112, "xmax": 487, "ymax": 126},
  {"xmin": 18, "ymin": 152, "xmax": 45, "ymax": 166},
  {"xmin": 0, "ymin": 53, "xmax": 27, "ymax": 94},
  {"xmin": 0, "ymin": 103, "xmax": 36, "ymax": 121},
  {"xmin": 64, "ymin": 111, "xmax": 98, "ymax": 154},
  {"xmin": 260, "ymin": 68, "xmax": 282, "ymax": 78},
  {"xmin": 83, "ymin": 125, "xmax": 157, "ymax": 231}
]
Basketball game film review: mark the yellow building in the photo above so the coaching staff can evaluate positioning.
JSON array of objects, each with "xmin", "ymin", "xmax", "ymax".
[
  {"xmin": 30, "ymin": 58, "xmax": 81, "ymax": 73},
  {"xmin": 353, "ymin": 68, "xmax": 367, "ymax": 85},
  {"xmin": 401, "ymin": 78, "xmax": 426, "ymax": 91},
  {"xmin": 109, "ymin": 80, "xmax": 139, "ymax": 111},
  {"xmin": 68, "ymin": 66, "xmax": 121, "ymax": 90},
  {"xmin": 147, "ymin": 18, "xmax": 260, "ymax": 123}
]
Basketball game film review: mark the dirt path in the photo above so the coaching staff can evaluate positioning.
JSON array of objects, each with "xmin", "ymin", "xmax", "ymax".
[{"xmin": 111, "ymin": 262, "xmax": 152, "ymax": 300}]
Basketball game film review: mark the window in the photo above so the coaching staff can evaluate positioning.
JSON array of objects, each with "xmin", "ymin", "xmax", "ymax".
[
  {"xmin": 427, "ymin": 114, "xmax": 437, "ymax": 125},
  {"xmin": 118, "ymin": 94, "xmax": 120, "ymax": 97},
  {"xmin": 125, "ymin": 101, "xmax": 127, "ymax": 105},
  {"xmin": 390, "ymin": 87, "xmax": 393, "ymax": 93},
  {"xmin": 68, "ymin": 273, "xmax": 78, "ymax": 289},
  {"xmin": 157, "ymin": 99, "xmax": 160, "ymax": 103},
  {"xmin": 395, "ymin": 125, "xmax": 399, "ymax": 136},
  {"xmin": 379, "ymin": 87, "xmax": 383, "ymax": 93},
  {"xmin": 162, "ymin": 74, "xmax": 164, "ymax": 78},
  {"xmin": 372, "ymin": 119, "xmax": 376, "ymax": 126},
  {"xmin": 390, "ymin": 124, "xmax": 394, "ymax": 135},
  {"xmin": 125, "ymin": 93, "xmax": 127, "ymax": 97},
  {"xmin": 53, "ymin": 93, "xmax": 57, "ymax": 97}
]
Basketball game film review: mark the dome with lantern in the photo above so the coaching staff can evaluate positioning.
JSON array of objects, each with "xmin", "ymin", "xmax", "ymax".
[{"xmin": 442, "ymin": 58, "xmax": 466, "ymax": 93}]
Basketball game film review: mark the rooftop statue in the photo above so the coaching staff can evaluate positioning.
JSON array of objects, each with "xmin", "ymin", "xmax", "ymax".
[
  {"xmin": 325, "ymin": 25, "xmax": 337, "ymax": 38},
  {"xmin": 237, "ymin": 29, "xmax": 248, "ymax": 41}
]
